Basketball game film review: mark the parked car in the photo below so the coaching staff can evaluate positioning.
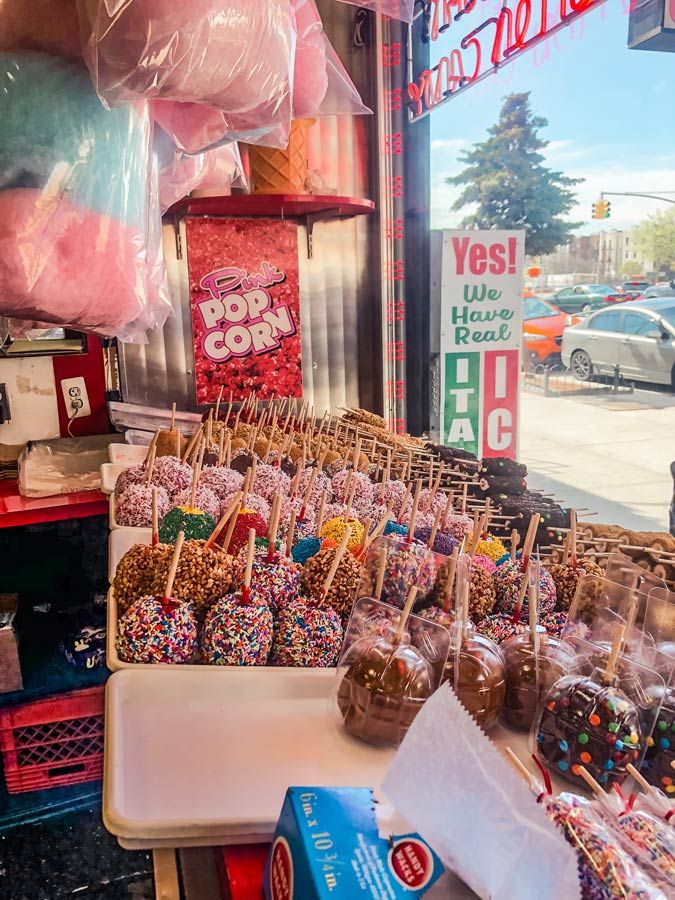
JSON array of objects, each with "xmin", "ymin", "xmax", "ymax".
[
  {"xmin": 621, "ymin": 280, "xmax": 651, "ymax": 295},
  {"xmin": 643, "ymin": 284, "xmax": 675, "ymax": 300},
  {"xmin": 522, "ymin": 296, "xmax": 578, "ymax": 365},
  {"xmin": 549, "ymin": 283, "xmax": 618, "ymax": 314},
  {"xmin": 561, "ymin": 299, "xmax": 675, "ymax": 387}
]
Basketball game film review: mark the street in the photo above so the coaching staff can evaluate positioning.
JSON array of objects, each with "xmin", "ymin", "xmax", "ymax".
[{"xmin": 520, "ymin": 384, "xmax": 675, "ymax": 531}]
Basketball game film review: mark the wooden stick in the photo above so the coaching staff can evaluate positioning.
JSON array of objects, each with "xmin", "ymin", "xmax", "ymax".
[
  {"xmin": 222, "ymin": 499, "xmax": 243, "ymax": 554},
  {"xmin": 443, "ymin": 548, "xmax": 459, "ymax": 612},
  {"xmin": 469, "ymin": 512, "xmax": 481, "ymax": 560},
  {"xmin": 344, "ymin": 479, "xmax": 356, "ymax": 524},
  {"xmin": 164, "ymin": 531, "xmax": 185, "ymax": 600},
  {"xmin": 604, "ymin": 622, "xmax": 627, "ymax": 684},
  {"xmin": 321, "ymin": 527, "xmax": 350, "ymax": 599},
  {"xmin": 570, "ymin": 510, "xmax": 578, "ymax": 567},
  {"xmin": 217, "ymin": 429, "xmax": 225, "ymax": 468},
  {"xmin": 145, "ymin": 443, "xmax": 157, "ymax": 485},
  {"xmin": 182, "ymin": 426, "xmax": 202, "ymax": 463},
  {"xmin": 285, "ymin": 510, "xmax": 297, "ymax": 558},
  {"xmin": 315, "ymin": 488, "xmax": 328, "ymax": 536},
  {"xmin": 225, "ymin": 434, "xmax": 232, "ymax": 468},
  {"xmin": 394, "ymin": 586, "xmax": 419, "ymax": 644},
  {"xmin": 241, "ymin": 529, "xmax": 256, "ymax": 604},
  {"xmin": 204, "ymin": 492, "xmax": 244, "ymax": 550},
  {"xmin": 428, "ymin": 505, "xmax": 443, "ymax": 551},
  {"xmin": 396, "ymin": 482, "xmax": 413, "ymax": 525},
  {"xmin": 357, "ymin": 518, "xmax": 372, "ymax": 555},
  {"xmin": 300, "ymin": 467, "xmax": 318, "ymax": 519},
  {"xmin": 267, "ymin": 495, "xmax": 282, "ymax": 560},
  {"xmin": 170, "ymin": 402, "xmax": 176, "ymax": 433},
  {"xmin": 578, "ymin": 766, "xmax": 605, "ymax": 797},
  {"xmin": 511, "ymin": 529, "xmax": 519, "ymax": 560},
  {"xmin": 189, "ymin": 461, "xmax": 201, "ymax": 509},
  {"xmin": 152, "ymin": 487, "xmax": 159, "ymax": 546},
  {"xmin": 462, "ymin": 482, "xmax": 468, "ymax": 514},
  {"xmin": 505, "ymin": 747, "xmax": 534, "ymax": 783},
  {"xmin": 374, "ymin": 549, "xmax": 387, "ymax": 602},
  {"xmin": 362, "ymin": 503, "xmax": 394, "ymax": 555},
  {"xmin": 626, "ymin": 763, "xmax": 653, "ymax": 794},
  {"xmin": 562, "ymin": 530, "xmax": 571, "ymax": 566},
  {"xmin": 214, "ymin": 385, "xmax": 224, "ymax": 421},
  {"xmin": 407, "ymin": 480, "xmax": 422, "ymax": 542},
  {"xmin": 222, "ymin": 390, "xmax": 233, "ymax": 424},
  {"xmin": 175, "ymin": 430, "xmax": 181, "ymax": 458},
  {"xmin": 461, "ymin": 574, "xmax": 470, "ymax": 643}
]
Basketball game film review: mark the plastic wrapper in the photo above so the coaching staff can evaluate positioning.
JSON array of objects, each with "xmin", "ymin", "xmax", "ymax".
[
  {"xmin": 336, "ymin": 0, "xmax": 414, "ymax": 24},
  {"xmin": 19, "ymin": 435, "xmax": 124, "ymax": 498},
  {"xmin": 383, "ymin": 685, "xmax": 582, "ymax": 900},
  {"xmin": 357, "ymin": 534, "xmax": 441, "ymax": 610},
  {"xmin": 158, "ymin": 142, "xmax": 246, "ymax": 213},
  {"xmin": 334, "ymin": 596, "xmax": 450, "ymax": 747},
  {"xmin": 502, "ymin": 632, "xmax": 577, "ymax": 731},
  {"xmin": 79, "ymin": 0, "xmax": 294, "ymax": 148},
  {"xmin": 542, "ymin": 792, "xmax": 667, "ymax": 899},
  {"xmin": 0, "ymin": 0, "xmax": 81, "ymax": 59},
  {"xmin": 0, "ymin": 52, "xmax": 171, "ymax": 342},
  {"xmin": 293, "ymin": 0, "xmax": 371, "ymax": 118},
  {"xmin": 533, "ymin": 654, "xmax": 665, "ymax": 792},
  {"xmin": 151, "ymin": 100, "xmax": 232, "ymax": 155}
]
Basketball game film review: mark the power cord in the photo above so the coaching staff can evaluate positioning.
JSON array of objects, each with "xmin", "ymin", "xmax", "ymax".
[{"xmin": 67, "ymin": 398, "xmax": 84, "ymax": 437}]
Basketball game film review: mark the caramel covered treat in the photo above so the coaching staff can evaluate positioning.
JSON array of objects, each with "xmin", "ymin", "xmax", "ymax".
[
  {"xmin": 113, "ymin": 542, "xmax": 171, "ymax": 614},
  {"xmin": 449, "ymin": 632, "xmax": 506, "ymax": 730},
  {"xmin": 337, "ymin": 631, "xmax": 432, "ymax": 747},
  {"xmin": 150, "ymin": 539, "xmax": 234, "ymax": 619},
  {"xmin": 301, "ymin": 545, "xmax": 365, "ymax": 624},
  {"xmin": 501, "ymin": 632, "xmax": 575, "ymax": 731},
  {"xmin": 551, "ymin": 560, "xmax": 605, "ymax": 611}
]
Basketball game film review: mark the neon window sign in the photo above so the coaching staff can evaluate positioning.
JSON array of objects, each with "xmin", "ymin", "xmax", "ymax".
[{"xmin": 407, "ymin": 0, "xmax": 609, "ymax": 119}]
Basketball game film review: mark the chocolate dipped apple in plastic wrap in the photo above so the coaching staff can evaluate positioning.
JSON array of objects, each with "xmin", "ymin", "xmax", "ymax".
[
  {"xmin": 533, "ymin": 585, "xmax": 665, "ymax": 791},
  {"xmin": 335, "ymin": 586, "xmax": 449, "ymax": 747},
  {"xmin": 446, "ymin": 554, "xmax": 506, "ymax": 730},
  {"xmin": 502, "ymin": 567, "xmax": 577, "ymax": 731}
]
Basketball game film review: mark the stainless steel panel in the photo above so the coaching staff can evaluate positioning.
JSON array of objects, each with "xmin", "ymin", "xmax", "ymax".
[{"xmin": 117, "ymin": 0, "xmax": 382, "ymax": 420}]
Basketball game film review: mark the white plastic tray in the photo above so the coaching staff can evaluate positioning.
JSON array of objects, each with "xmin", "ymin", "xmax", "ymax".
[
  {"xmin": 107, "ymin": 586, "xmax": 337, "ymax": 678},
  {"xmin": 109, "ymin": 443, "xmax": 148, "ymax": 465},
  {"xmin": 101, "ymin": 463, "xmax": 127, "ymax": 496},
  {"xmin": 103, "ymin": 668, "xmax": 393, "ymax": 845},
  {"xmin": 108, "ymin": 529, "xmax": 152, "ymax": 584}
]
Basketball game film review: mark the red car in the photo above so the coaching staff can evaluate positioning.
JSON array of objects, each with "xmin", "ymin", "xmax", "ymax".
[{"xmin": 523, "ymin": 295, "xmax": 579, "ymax": 365}]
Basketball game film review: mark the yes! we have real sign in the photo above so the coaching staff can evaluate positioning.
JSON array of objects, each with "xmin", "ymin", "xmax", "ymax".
[{"xmin": 439, "ymin": 230, "xmax": 525, "ymax": 460}]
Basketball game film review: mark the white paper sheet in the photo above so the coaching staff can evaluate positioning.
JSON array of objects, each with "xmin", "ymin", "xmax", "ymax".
[{"xmin": 382, "ymin": 684, "xmax": 581, "ymax": 900}]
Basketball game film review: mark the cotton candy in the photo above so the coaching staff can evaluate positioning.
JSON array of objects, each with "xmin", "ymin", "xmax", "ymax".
[{"xmin": 80, "ymin": 0, "xmax": 295, "ymax": 146}]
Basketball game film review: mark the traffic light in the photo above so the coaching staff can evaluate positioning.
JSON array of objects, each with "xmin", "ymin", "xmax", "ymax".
[{"xmin": 592, "ymin": 200, "xmax": 611, "ymax": 219}]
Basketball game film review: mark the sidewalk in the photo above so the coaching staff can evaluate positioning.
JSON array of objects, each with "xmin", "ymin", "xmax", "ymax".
[{"xmin": 519, "ymin": 387, "xmax": 675, "ymax": 532}]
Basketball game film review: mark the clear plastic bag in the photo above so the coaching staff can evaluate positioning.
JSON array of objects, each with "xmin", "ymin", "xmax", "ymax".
[
  {"xmin": 293, "ymin": 0, "xmax": 371, "ymax": 118},
  {"xmin": 151, "ymin": 101, "xmax": 232, "ymax": 155},
  {"xmin": 542, "ymin": 792, "xmax": 667, "ymax": 899},
  {"xmin": 335, "ymin": 0, "xmax": 414, "ymax": 24},
  {"xmin": 334, "ymin": 596, "xmax": 450, "ymax": 747},
  {"xmin": 0, "ymin": 0, "xmax": 81, "ymax": 59},
  {"xmin": 158, "ymin": 142, "xmax": 247, "ymax": 214},
  {"xmin": 0, "ymin": 52, "xmax": 171, "ymax": 342},
  {"xmin": 79, "ymin": 0, "xmax": 295, "ymax": 147}
]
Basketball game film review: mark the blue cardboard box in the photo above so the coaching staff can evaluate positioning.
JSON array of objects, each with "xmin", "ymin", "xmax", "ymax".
[{"xmin": 264, "ymin": 787, "xmax": 442, "ymax": 899}]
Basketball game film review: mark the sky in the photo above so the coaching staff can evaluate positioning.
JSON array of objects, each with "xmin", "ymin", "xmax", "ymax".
[{"xmin": 427, "ymin": 1, "xmax": 675, "ymax": 238}]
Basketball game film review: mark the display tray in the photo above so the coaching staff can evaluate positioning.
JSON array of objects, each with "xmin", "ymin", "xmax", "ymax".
[
  {"xmin": 103, "ymin": 668, "xmax": 392, "ymax": 846},
  {"xmin": 100, "ymin": 463, "xmax": 126, "ymax": 496},
  {"xmin": 107, "ymin": 587, "xmax": 336, "ymax": 678},
  {"xmin": 108, "ymin": 526, "xmax": 152, "ymax": 583},
  {"xmin": 108, "ymin": 444, "xmax": 148, "ymax": 466}
]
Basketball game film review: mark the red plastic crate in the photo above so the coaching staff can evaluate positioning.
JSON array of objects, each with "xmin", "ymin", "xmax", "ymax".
[{"xmin": 0, "ymin": 687, "xmax": 104, "ymax": 794}]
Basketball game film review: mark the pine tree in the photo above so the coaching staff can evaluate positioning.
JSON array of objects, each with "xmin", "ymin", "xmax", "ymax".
[{"xmin": 447, "ymin": 93, "xmax": 582, "ymax": 256}]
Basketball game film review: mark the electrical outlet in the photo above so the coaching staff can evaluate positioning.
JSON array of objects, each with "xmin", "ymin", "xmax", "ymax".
[{"xmin": 60, "ymin": 377, "xmax": 91, "ymax": 418}]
